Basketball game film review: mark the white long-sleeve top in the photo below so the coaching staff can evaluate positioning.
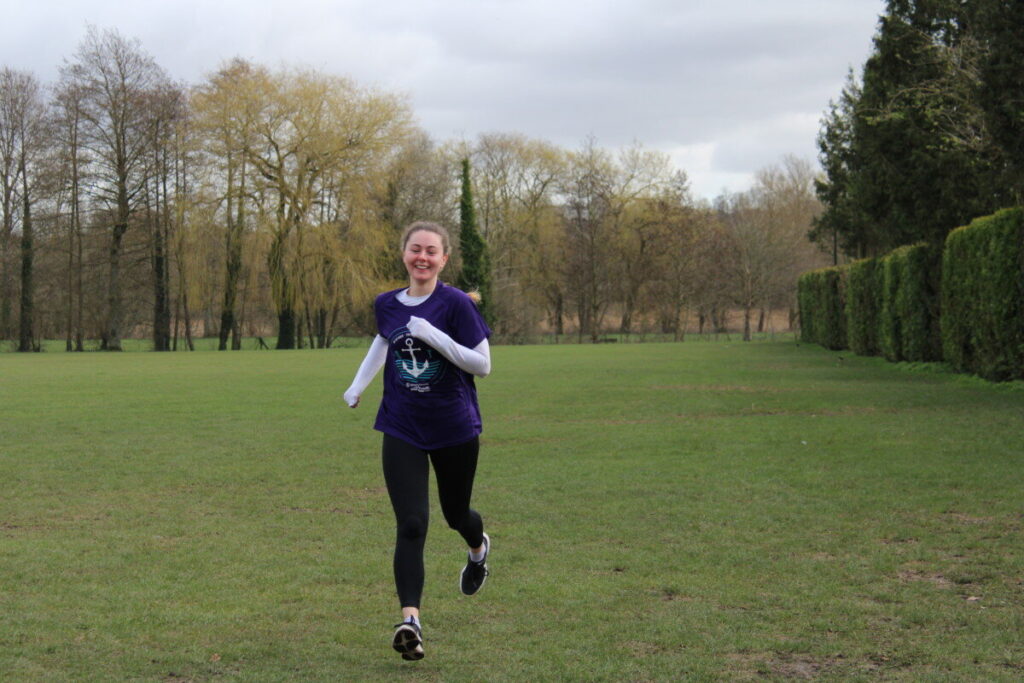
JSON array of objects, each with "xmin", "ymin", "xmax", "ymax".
[{"xmin": 343, "ymin": 289, "xmax": 491, "ymax": 407}]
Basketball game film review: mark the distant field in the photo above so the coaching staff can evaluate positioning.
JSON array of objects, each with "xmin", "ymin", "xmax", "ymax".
[{"xmin": 1, "ymin": 342, "xmax": 1022, "ymax": 680}]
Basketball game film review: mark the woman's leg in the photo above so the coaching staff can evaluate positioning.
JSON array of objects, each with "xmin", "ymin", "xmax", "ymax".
[
  {"xmin": 430, "ymin": 436, "xmax": 484, "ymax": 549},
  {"xmin": 381, "ymin": 434, "xmax": 430, "ymax": 610}
]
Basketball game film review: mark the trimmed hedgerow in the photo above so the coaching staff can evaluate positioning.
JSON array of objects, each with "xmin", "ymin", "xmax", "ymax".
[
  {"xmin": 798, "ymin": 207, "xmax": 1022, "ymax": 381},
  {"xmin": 798, "ymin": 266, "xmax": 847, "ymax": 350},
  {"xmin": 898, "ymin": 243, "xmax": 943, "ymax": 362},
  {"xmin": 879, "ymin": 243, "xmax": 942, "ymax": 363},
  {"xmin": 845, "ymin": 257, "xmax": 882, "ymax": 356},
  {"xmin": 942, "ymin": 207, "xmax": 1024, "ymax": 381},
  {"xmin": 878, "ymin": 251, "xmax": 903, "ymax": 361}
]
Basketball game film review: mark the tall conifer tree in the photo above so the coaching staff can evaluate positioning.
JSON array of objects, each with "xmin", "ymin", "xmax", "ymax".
[
  {"xmin": 457, "ymin": 158, "xmax": 492, "ymax": 325},
  {"xmin": 813, "ymin": 0, "xmax": 1008, "ymax": 257}
]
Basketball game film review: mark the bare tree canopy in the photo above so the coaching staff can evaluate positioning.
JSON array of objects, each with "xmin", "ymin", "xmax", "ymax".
[{"xmin": 1, "ymin": 28, "xmax": 831, "ymax": 350}]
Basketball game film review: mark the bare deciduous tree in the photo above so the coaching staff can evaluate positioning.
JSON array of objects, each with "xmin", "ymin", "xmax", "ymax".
[
  {"xmin": 61, "ymin": 26, "xmax": 171, "ymax": 350},
  {"xmin": 0, "ymin": 68, "xmax": 48, "ymax": 351}
]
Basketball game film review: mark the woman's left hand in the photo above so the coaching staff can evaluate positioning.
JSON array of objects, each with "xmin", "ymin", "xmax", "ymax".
[{"xmin": 407, "ymin": 316, "xmax": 434, "ymax": 339}]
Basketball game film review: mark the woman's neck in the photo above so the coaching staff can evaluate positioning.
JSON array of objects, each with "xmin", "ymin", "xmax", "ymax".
[{"xmin": 407, "ymin": 279, "xmax": 438, "ymax": 298}]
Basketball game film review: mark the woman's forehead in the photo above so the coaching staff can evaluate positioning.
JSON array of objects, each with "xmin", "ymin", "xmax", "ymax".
[{"xmin": 407, "ymin": 231, "xmax": 444, "ymax": 248}]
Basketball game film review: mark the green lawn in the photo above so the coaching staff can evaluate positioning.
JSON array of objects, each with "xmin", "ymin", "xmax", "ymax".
[{"xmin": 1, "ymin": 342, "xmax": 1022, "ymax": 681}]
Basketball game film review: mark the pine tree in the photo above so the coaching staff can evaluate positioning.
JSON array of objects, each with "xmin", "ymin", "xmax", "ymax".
[
  {"xmin": 813, "ymin": 0, "xmax": 1007, "ymax": 257},
  {"xmin": 456, "ymin": 158, "xmax": 492, "ymax": 325},
  {"xmin": 973, "ymin": 0, "xmax": 1024, "ymax": 202}
]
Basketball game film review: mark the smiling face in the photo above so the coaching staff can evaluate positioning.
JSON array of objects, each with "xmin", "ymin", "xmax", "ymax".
[{"xmin": 403, "ymin": 229, "xmax": 449, "ymax": 294}]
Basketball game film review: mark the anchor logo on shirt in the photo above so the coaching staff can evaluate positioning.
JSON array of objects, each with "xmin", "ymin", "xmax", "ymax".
[{"xmin": 400, "ymin": 337, "xmax": 430, "ymax": 379}]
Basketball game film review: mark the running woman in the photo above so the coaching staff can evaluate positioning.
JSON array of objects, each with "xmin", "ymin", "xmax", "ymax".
[{"xmin": 344, "ymin": 221, "xmax": 492, "ymax": 661}]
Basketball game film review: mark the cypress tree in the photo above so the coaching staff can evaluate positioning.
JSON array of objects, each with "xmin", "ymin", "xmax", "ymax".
[{"xmin": 457, "ymin": 158, "xmax": 492, "ymax": 325}]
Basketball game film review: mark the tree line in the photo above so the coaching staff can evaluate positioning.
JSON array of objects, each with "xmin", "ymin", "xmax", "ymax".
[
  {"xmin": 0, "ymin": 26, "xmax": 829, "ymax": 351},
  {"xmin": 813, "ymin": 0, "xmax": 1023, "ymax": 260}
]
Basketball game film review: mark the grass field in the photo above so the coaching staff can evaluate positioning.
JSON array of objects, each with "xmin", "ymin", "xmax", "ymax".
[{"xmin": 1, "ymin": 341, "xmax": 1022, "ymax": 681}]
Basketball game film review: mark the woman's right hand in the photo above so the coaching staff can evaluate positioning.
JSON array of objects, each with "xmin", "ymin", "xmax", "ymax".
[{"xmin": 344, "ymin": 388, "xmax": 361, "ymax": 408}]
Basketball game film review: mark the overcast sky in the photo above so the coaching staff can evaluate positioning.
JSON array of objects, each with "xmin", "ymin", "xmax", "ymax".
[{"xmin": 1, "ymin": 0, "xmax": 883, "ymax": 200}]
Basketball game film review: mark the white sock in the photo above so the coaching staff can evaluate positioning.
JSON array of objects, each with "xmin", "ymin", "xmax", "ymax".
[
  {"xmin": 405, "ymin": 615, "xmax": 420, "ymax": 628},
  {"xmin": 469, "ymin": 544, "xmax": 486, "ymax": 563}
]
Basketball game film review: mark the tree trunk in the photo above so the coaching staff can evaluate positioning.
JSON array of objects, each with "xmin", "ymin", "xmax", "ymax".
[
  {"xmin": 172, "ymin": 294, "xmax": 180, "ymax": 351},
  {"xmin": 315, "ymin": 307, "xmax": 328, "ymax": 348},
  {"xmin": 277, "ymin": 308, "xmax": 296, "ymax": 349},
  {"xmin": 620, "ymin": 294, "xmax": 634, "ymax": 335},
  {"xmin": 218, "ymin": 309, "xmax": 235, "ymax": 351},
  {"xmin": 151, "ymin": 173, "xmax": 171, "ymax": 352},
  {"xmin": 74, "ymin": 193, "xmax": 84, "ymax": 351},
  {"xmin": 219, "ymin": 159, "xmax": 244, "ymax": 351},
  {"xmin": 552, "ymin": 291, "xmax": 564, "ymax": 337},
  {"xmin": 106, "ymin": 209, "xmax": 128, "ymax": 352},
  {"xmin": 0, "ymin": 188, "xmax": 12, "ymax": 340},
  {"xmin": 182, "ymin": 285, "xmax": 195, "ymax": 351},
  {"xmin": 676, "ymin": 308, "xmax": 687, "ymax": 342},
  {"xmin": 64, "ymin": 239, "xmax": 73, "ymax": 351},
  {"xmin": 152, "ymin": 232, "xmax": 170, "ymax": 351},
  {"xmin": 268, "ymin": 230, "xmax": 295, "ymax": 349},
  {"xmin": 17, "ymin": 178, "xmax": 33, "ymax": 352},
  {"xmin": 65, "ymin": 185, "xmax": 74, "ymax": 352}
]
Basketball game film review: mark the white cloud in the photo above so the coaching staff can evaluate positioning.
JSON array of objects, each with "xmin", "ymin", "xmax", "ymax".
[{"xmin": 0, "ymin": 0, "xmax": 883, "ymax": 200}]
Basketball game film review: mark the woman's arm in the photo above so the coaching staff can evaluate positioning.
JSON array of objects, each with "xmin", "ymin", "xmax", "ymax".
[
  {"xmin": 407, "ymin": 316, "xmax": 491, "ymax": 377},
  {"xmin": 344, "ymin": 335, "xmax": 389, "ymax": 407}
]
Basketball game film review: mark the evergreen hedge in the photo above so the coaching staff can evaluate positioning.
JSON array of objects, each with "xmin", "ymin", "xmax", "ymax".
[
  {"xmin": 942, "ymin": 207, "xmax": 1024, "ymax": 381},
  {"xmin": 878, "ymin": 251, "xmax": 903, "ymax": 361},
  {"xmin": 900, "ymin": 244, "xmax": 943, "ymax": 363},
  {"xmin": 845, "ymin": 257, "xmax": 882, "ymax": 356},
  {"xmin": 880, "ymin": 243, "xmax": 943, "ymax": 363},
  {"xmin": 798, "ymin": 266, "xmax": 847, "ymax": 350},
  {"xmin": 799, "ymin": 208, "xmax": 1022, "ymax": 382}
]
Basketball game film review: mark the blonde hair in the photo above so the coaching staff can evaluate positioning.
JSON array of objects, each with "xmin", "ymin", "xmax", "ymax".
[
  {"xmin": 466, "ymin": 289, "xmax": 482, "ymax": 305},
  {"xmin": 401, "ymin": 221, "xmax": 451, "ymax": 254}
]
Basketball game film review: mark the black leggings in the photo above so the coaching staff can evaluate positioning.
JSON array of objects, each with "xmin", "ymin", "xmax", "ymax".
[{"xmin": 382, "ymin": 433, "xmax": 485, "ymax": 608}]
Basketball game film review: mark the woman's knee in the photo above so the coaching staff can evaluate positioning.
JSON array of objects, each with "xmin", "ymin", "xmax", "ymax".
[
  {"xmin": 397, "ymin": 514, "xmax": 427, "ymax": 541},
  {"xmin": 442, "ymin": 508, "xmax": 480, "ymax": 535},
  {"xmin": 442, "ymin": 512, "xmax": 465, "ymax": 532}
]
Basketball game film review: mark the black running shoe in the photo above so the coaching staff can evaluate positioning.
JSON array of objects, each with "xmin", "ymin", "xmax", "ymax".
[
  {"xmin": 460, "ymin": 532, "xmax": 490, "ymax": 596},
  {"xmin": 392, "ymin": 620, "xmax": 424, "ymax": 661}
]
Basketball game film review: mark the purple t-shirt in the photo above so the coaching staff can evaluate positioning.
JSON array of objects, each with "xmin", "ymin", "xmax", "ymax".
[{"xmin": 373, "ymin": 281, "xmax": 491, "ymax": 450}]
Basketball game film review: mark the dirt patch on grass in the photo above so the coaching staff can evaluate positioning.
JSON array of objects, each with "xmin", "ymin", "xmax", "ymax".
[
  {"xmin": 898, "ymin": 569, "xmax": 953, "ymax": 588},
  {"xmin": 729, "ymin": 655, "xmax": 856, "ymax": 679},
  {"xmin": 944, "ymin": 511, "xmax": 995, "ymax": 525},
  {"xmin": 882, "ymin": 536, "xmax": 919, "ymax": 545},
  {"xmin": 727, "ymin": 652, "xmax": 880, "ymax": 680},
  {"xmin": 658, "ymin": 587, "xmax": 694, "ymax": 602},
  {"xmin": 626, "ymin": 640, "xmax": 667, "ymax": 657},
  {"xmin": 769, "ymin": 655, "xmax": 840, "ymax": 679}
]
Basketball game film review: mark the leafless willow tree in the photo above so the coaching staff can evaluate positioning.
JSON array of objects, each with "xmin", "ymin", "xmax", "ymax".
[{"xmin": 191, "ymin": 59, "xmax": 263, "ymax": 350}]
